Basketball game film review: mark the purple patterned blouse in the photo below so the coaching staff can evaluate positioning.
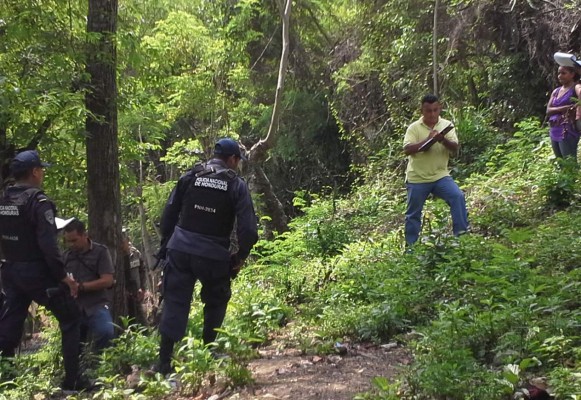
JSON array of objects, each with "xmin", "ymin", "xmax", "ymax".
[{"xmin": 549, "ymin": 86, "xmax": 579, "ymax": 141}]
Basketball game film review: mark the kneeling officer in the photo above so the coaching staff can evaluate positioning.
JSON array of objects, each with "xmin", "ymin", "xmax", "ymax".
[{"xmin": 0, "ymin": 150, "xmax": 88, "ymax": 390}]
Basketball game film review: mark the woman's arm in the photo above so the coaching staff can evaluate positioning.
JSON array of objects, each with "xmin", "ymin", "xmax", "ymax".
[{"xmin": 546, "ymin": 89, "xmax": 575, "ymax": 116}]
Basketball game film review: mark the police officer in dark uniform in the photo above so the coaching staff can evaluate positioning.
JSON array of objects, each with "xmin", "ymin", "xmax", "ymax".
[
  {"xmin": 156, "ymin": 138, "xmax": 258, "ymax": 374},
  {"xmin": 0, "ymin": 150, "xmax": 87, "ymax": 390}
]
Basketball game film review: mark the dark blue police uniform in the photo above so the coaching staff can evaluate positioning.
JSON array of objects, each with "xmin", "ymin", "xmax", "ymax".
[
  {"xmin": 158, "ymin": 145, "xmax": 258, "ymax": 369},
  {"xmin": 0, "ymin": 152, "xmax": 82, "ymax": 389}
]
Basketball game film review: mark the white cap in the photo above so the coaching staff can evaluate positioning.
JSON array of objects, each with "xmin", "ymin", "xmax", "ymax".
[{"xmin": 554, "ymin": 52, "xmax": 581, "ymax": 68}]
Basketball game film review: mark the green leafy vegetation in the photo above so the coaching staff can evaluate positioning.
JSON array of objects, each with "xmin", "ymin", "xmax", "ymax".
[
  {"xmin": 1, "ymin": 0, "xmax": 581, "ymax": 398},
  {"xmin": 3, "ymin": 109, "xmax": 581, "ymax": 400}
]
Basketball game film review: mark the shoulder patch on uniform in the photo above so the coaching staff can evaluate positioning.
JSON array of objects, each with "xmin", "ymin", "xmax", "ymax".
[
  {"xmin": 35, "ymin": 191, "xmax": 48, "ymax": 201},
  {"xmin": 192, "ymin": 162, "xmax": 206, "ymax": 173},
  {"xmin": 44, "ymin": 209, "xmax": 55, "ymax": 225}
]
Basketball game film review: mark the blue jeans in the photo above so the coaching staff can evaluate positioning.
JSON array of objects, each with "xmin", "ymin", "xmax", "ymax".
[
  {"xmin": 551, "ymin": 134, "xmax": 580, "ymax": 161},
  {"xmin": 81, "ymin": 305, "xmax": 114, "ymax": 352},
  {"xmin": 405, "ymin": 176, "xmax": 469, "ymax": 245}
]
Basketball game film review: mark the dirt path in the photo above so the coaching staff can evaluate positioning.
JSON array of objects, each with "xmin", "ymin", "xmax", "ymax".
[
  {"xmin": 21, "ymin": 332, "xmax": 409, "ymax": 400},
  {"xmin": 217, "ymin": 343, "xmax": 410, "ymax": 400}
]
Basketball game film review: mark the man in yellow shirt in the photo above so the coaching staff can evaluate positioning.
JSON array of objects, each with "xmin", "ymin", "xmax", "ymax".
[{"xmin": 403, "ymin": 94, "xmax": 469, "ymax": 246}]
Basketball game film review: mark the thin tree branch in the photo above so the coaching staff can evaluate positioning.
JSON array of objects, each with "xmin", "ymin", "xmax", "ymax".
[
  {"xmin": 249, "ymin": 0, "xmax": 292, "ymax": 163},
  {"xmin": 433, "ymin": 0, "xmax": 439, "ymax": 96},
  {"xmin": 250, "ymin": 27, "xmax": 278, "ymax": 72}
]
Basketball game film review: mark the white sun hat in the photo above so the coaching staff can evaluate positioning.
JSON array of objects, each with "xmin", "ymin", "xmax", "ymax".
[{"xmin": 554, "ymin": 52, "xmax": 581, "ymax": 68}]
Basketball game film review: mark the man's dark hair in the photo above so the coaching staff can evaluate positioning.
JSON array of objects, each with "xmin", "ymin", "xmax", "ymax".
[
  {"xmin": 421, "ymin": 94, "xmax": 439, "ymax": 105},
  {"xmin": 213, "ymin": 153, "xmax": 232, "ymax": 162},
  {"xmin": 64, "ymin": 218, "xmax": 86, "ymax": 235},
  {"xmin": 561, "ymin": 65, "xmax": 581, "ymax": 82},
  {"xmin": 1, "ymin": 162, "xmax": 11, "ymax": 182}
]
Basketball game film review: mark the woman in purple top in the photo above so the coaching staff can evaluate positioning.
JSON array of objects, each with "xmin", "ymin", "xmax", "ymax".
[{"xmin": 546, "ymin": 65, "xmax": 580, "ymax": 161}]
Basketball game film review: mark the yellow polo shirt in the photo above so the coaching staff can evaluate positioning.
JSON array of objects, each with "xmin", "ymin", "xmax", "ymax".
[{"xmin": 403, "ymin": 117, "xmax": 458, "ymax": 183}]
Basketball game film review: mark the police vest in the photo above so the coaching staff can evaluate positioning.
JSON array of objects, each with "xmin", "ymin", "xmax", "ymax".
[
  {"xmin": 177, "ymin": 164, "xmax": 237, "ymax": 238},
  {"xmin": 0, "ymin": 187, "xmax": 45, "ymax": 261}
]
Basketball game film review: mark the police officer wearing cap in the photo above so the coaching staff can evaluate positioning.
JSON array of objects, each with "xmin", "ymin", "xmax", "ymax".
[
  {"xmin": 156, "ymin": 138, "xmax": 258, "ymax": 373},
  {"xmin": 0, "ymin": 150, "xmax": 87, "ymax": 390}
]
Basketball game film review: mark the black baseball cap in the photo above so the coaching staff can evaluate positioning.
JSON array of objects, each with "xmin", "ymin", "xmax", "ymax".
[
  {"xmin": 213, "ymin": 138, "xmax": 247, "ymax": 160},
  {"xmin": 10, "ymin": 150, "xmax": 51, "ymax": 173}
]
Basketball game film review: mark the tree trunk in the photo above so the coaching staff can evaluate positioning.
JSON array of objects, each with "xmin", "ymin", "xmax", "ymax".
[
  {"xmin": 246, "ymin": 0, "xmax": 292, "ymax": 235},
  {"xmin": 0, "ymin": 128, "xmax": 14, "ymax": 192},
  {"xmin": 137, "ymin": 129, "xmax": 156, "ymax": 272},
  {"xmin": 248, "ymin": 163, "xmax": 288, "ymax": 236},
  {"xmin": 432, "ymin": 0, "xmax": 439, "ymax": 96},
  {"xmin": 85, "ymin": 0, "xmax": 125, "ymax": 320},
  {"xmin": 136, "ymin": 128, "xmax": 158, "ymax": 295}
]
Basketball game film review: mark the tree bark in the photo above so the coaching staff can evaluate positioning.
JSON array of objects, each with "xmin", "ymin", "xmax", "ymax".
[
  {"xmin": 247, "ymin": 0, "xmax": 292, "ymax": 234},
  {"xmin": 248, "ymin": 163, "xmax": 288, "ymax": 237},
  {"xmin": 137, "ymin": 128, "xmax": 156, "ymax": 272},
  {"xmin": 137, "ymin": 128, "xmax": 158, "ymax": 296},
  {"xmin": 432, "ymin": 0, "xmax": 439, "ymax": 96},
  {"xmin": 0, "ymin": 128, "xmax": 14, "ymax": 192},
  {"xmin": 85, "ymin": 0, "xmax": 125, "ymax": 320}
]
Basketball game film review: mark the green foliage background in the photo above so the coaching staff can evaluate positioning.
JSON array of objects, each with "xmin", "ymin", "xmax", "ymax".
[{"xmin": 1, "ymin": 0, "xmax": 581, "ymax": 399}]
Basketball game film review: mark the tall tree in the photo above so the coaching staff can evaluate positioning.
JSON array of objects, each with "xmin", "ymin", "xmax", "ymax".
[
  {"xmin": 247, "ymin": 0, "xmax": 292, "ymax": 235},
  {"xmin": 432, "ymin": 0, "xmax": 439, "ymax": 96},
  {"xmin": 85, "ymin": 0, "xmax": 125, "ymax": 319}
]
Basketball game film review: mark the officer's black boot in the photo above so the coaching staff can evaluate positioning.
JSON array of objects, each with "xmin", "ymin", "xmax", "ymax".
[
  {"xmin": 61, "ymin": 335, "xmax": 95, "ymax": 394},
  {"xmin": 202, "ymin": 303, "xmax": 228, "ymax": 344},
  {"xmin": 156, "ymin": 333, "xmax": 175, "ymax": 375},
  {"xmin": 59, "ymin": 314, "xmax": 91, "ymax": 392},
  {"xmin": 203, "ymin": 303, "xmax": 230, "ymax": 360},
  {"xmin": 61, "ymin": 375, "xmax": 95, "ymax": 392}
]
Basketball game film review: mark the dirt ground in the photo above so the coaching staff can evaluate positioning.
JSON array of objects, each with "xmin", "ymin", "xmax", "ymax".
[
  {"xmin": 190, "ymin": 342, "xmax": 411, "ymax": 400},
  {"xmin": 21, "ymin": 331, "xmax": 410, "ymax": 400}
]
